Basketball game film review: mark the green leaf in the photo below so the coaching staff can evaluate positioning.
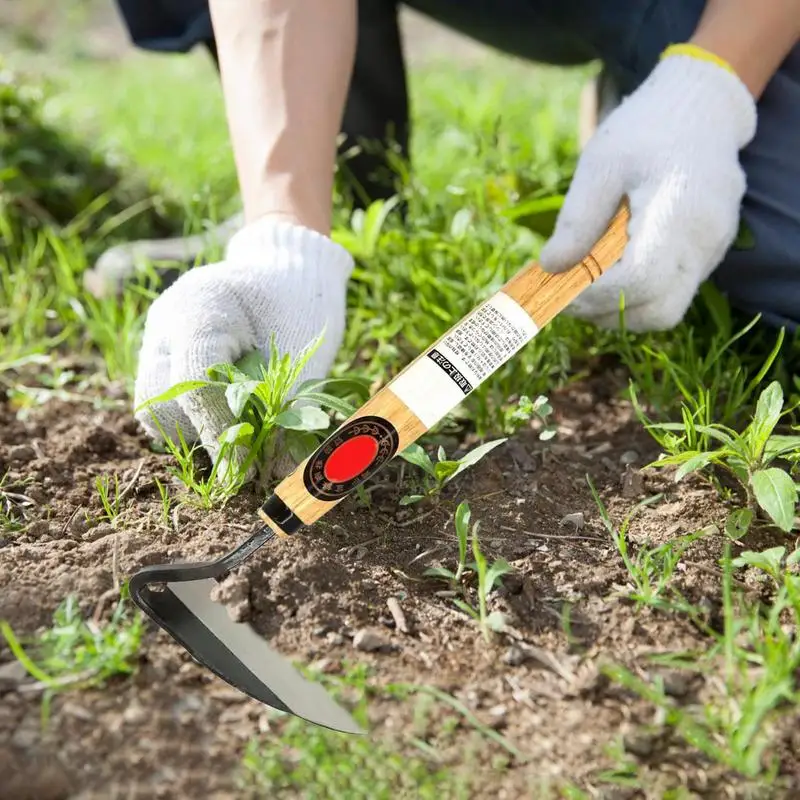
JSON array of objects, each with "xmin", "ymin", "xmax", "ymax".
[
  {"xmin": 294, "ymin": 375, "xmax": 371, "ymax": 399},
  {"xmin": 218, "ymin": 422, "xmax": 254, "ymax": 447},
  {"xmin": 751, "ymin": 468, "xmax": 798, "ymax": 532},
  {"xmin": 299, "ymin": 391, "xmax": 356, "ymax": 419},
  {"xmin": 698, "ymin": 281, "xmax": 733, "ymax": 339},
  {"xmin": 423, "ymin": 566, "xmax": 457, "ymax": 581},
  {"xmin": 749, "ymin": 381, "xmax": 784, "ymax": 455},
  {"xmin": 133, "ymin": 379, "xmax": 212, "ymax": 412},
  {"xmin": 433, "ymin": 460, "xmax": 460, "ymax": 483},
  {"xmin": 674, "ymin": 452, "xmax": 713, "ymax": 482},
  {"xmin": 361, "ymin": 196, "xmax": 399, "ymax": 255},
  {"xmin": 732, "ymin": 216, "xmax": 756, "ymax": 250},
  {"xmin": 732, "ymin": 546, "xmax": 786, "ymax": 581},
  {"xmin": 449, "ymin": 208, "xmax": 472, "ymax": 240},
  {"xmin": 454, "ymin": 501, "xmax": 471, "ymax": 562},
  {"xmin": 452, "ymin": 598, "xmax": 479, "ymax": 620},
  {"xmin": 763, "ymin": 435, "xmax": 800, "ymax": 461},
  {"xmin": 786, "ymin": 548, "xmax": 800, "ymax": 568},
  {"xmin": 275, "ymin": 405, "xmax": 330, "ymax": 432},
  {"xmin": 484, "ymin": 558, "xmax": 512, "ymax": 595},
  {"xmin": 207, "ymin": 361, "xmax": 249, "ymax": 383},
  {"xmin": 399, "ymin": 443, "xmax": 435, "ymax": 476},
  {"xmin": 399, "ymin": 494, "xmax": 425, "ymax": 506},
  {"xmin": 234, "ymin": 350, "xmax": 270, "ymax": 380},
  {"xmin": 225, "ymin": 380, "xmax": 261, "ymax": 418},
  {"xmin": 284, "ymin": 430, "xmax": 320, "ymax": 463},
  {"xmin": 724, "ymin": 508, "xmax": 753, "ymax": 540},
  {"xmin": 502, "ymin": 194, "xmax": 564, "ymax": 237},
  {"xmin": 449, "ymin": 438, "xmax": 507, "ymax": 481}
]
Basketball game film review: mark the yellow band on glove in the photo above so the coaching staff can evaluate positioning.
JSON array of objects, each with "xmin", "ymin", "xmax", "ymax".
[{"xmin": 661, "ymin": 43, "xmax": 737, "ymax": 77}]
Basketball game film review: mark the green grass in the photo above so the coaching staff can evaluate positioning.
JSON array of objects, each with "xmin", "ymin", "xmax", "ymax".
[
  {"xmin": 0, "ymin": 592, "xmax": 143, "ymax": 723},
  {"xmin": 238, "ymin": 662, "xmax": 522, "ymax": 798},
  {"xmin": 601, "ymin": 541, "xmax": 800, "ymax": 790}
]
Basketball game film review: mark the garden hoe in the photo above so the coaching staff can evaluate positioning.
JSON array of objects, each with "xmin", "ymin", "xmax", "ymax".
[{"xmin": 129, "ymin": 203, "xmax": 631, "ymax": 735}]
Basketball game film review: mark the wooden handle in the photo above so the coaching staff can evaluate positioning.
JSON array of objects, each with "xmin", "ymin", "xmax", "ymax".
[{"xmin": 259, "ymin": 203, "xmax": 630, "ymax": 536}]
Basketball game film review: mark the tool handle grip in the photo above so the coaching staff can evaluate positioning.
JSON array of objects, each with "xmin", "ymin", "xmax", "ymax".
[{"xmin": 259, "ymin": 204, "xmax": 630, "ymax": 535}]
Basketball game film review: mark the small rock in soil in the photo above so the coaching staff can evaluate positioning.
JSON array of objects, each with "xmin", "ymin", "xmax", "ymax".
[
  {"xmin": 82, "ymin": 522, "xmax": 114, "ymax": 542},
  {"xmin": 26, "ymin": 520, "xmax": 51, "ymax": 539},
  {"xmin": 621, "ymin": 465, "xmax": 644, "ymax": 498},
  {"xmin": 623, "ymin": 731, "xmax": 658, "ymax": 758},
  {"xmin": 326, "ymin": 632, "xmax": 345, "ymax": 646},
  {"xmin": 619, "ymin": 450, "xmax": 639, "ymax": 465},
  {"xmin": 558, "ymin": 512, "xmax": 585, "ymax": 530},
  {"xmin": 83, "ymin": 428, "xmax": 118, "ymax": 455},
  {"xmin": 11, "ymin": 716, "xmax": 39, "ymax": 748},
  {"xmin": 69, "ymin": 513, "xmax": 90, "ymax": 535},
  {"xmin": 60, "ymin": 702, "xmax": 93, "ymax": 722},
  {"xmin": 487, "ymin": 703, "xmax": 508, "ymax": 729},
  {"xmin": 662, "ymin": 670, "xmax": 693, "ymax": 698},
  {"xmin": 123, "ymin": 701, "xmax": 148, "ymax": 725},
  {"xmin": 211, "ymin": 573, "xmax": 252, "ymax": 622},
  {"xmin": 172, "ymin": 692, "xmax": 205, "ymax": 718},
  {"xmin": 0, "ymin": 660, "xmax": 28, "ymax": 689},
  {"xmin": 25, "ymin": 486, "xmax": 48, "ymax": 504},
  {"xmin": 503, "ymin": 646, "xmax": 526, "ymax": 666},
  {"xmin": 352, "ymin": 629, "xmax": 387, "ymax": 652},
  {"xmin": 8, "ymin": 444, "xmax": 36, "ymax": 464}
]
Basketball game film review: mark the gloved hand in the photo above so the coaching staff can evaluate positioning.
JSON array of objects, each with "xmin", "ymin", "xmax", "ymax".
[
  {"xmin": 540, "ymin": 48, "xmax": 758, "ymax": 331},
  {"xmin": 133, "ymin": 217, "xmax": 353, "ymax": 473}
]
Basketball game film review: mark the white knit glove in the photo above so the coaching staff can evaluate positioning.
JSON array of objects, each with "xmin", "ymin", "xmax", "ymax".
[
  {"xmin": 133, "ymin": 218, "xmax": 353, "ymax": 470},
  {"xmin": 540, "ymin": 51, "xmax": 758, "ymax": 331}
]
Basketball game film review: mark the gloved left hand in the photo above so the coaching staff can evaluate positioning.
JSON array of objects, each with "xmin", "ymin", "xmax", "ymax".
[{"xmin": 539, "ymin": 48, "xmax": 758, "ymax": 331}]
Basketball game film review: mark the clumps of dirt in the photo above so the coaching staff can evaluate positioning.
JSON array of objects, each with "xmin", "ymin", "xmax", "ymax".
[{"xmin": 0, "ymin": 379, "xmax": 794, "ymax": 798}]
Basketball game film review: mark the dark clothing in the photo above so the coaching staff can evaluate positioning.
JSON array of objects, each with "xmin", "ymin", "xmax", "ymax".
[{"xmin": 115, "ymin": 0, "xmax": 800, "ymax": 330}]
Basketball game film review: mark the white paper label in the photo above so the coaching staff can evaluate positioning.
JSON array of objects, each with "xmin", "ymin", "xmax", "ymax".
[{"xmin": 389, "ymin": 291, "xmax": 538, "ymax": 427}]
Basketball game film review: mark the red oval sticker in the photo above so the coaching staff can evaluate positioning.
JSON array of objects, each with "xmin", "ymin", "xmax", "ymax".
[{"xmin": 323, "ymin": 434, "xmax": 380, "ymax": 484}]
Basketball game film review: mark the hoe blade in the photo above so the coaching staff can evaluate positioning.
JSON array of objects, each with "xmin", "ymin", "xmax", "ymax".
[{"xmin": 129, "ymin": 542, "xmax": 364, "ymax": 735}]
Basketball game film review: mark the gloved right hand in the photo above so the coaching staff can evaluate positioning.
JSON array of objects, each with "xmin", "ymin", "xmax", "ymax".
[
  {"xmin": 133, "ymin": 217, "xmax": 354, "ymax": 476},
  {"xmin": 540, "ymin": 46, "xmax": 757, "ymax": 332}
]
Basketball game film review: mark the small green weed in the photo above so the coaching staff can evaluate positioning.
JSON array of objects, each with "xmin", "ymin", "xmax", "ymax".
[
  {"xmin": 398, "ymin": 439, "xmax": 506, "ymax": 506},
  {"xmin": 0, "ymin": 592, "xmax": 143, "ymax": 722},
  {"xmin": 153, "ymin": 476, "xmax": 171, "ymax": 526},
  {"xmin": 603, "ymin": 542, "xmax": 800, "ymax": 783},
  {"xmin": 0, "ymin": 470, "xmax": 33, "ymax": 532},
  {"xmin": 95, "ymin": 473, "xmax": 122, "ymax": 522},
  {"xmin": 618, "ymin": 285, "xmax": 785, "ymax": 428},
  {"xmin": 424, "ymin": 501, "xmax": 474, "ymax": 588},
  {"xmin": 640, "ymin": 381, "xmax": 800, "ymax": 533},
  {"xmin": 138, "ymin": 334, "xmax": 370, "ymax": 495},
  {"xmin": 500, "ymin": 393, "xmax": 557, "ymax": 438},
  {"xmin": 147, "ymin": 418, "xmax": 239, "ymax": 508},
  {"xmin": 589, "ymin": 479, "xmax": 707, "ymax": 611},
  {"xmin": 423, "ymin": 501, "xmax": 513, "ymax": 641}
]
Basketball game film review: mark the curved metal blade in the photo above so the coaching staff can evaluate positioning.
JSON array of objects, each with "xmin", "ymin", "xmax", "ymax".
[
  {"xmin": 135, "ymin": 577, "xmax": 363, "ymax": 735},
  {"xmin": 128, "ymin": 523, "xmax": 363, "ymax": 734},
  {"xmin": 167, "ymin": 578, "xmax": 364, "ymax": 734}
]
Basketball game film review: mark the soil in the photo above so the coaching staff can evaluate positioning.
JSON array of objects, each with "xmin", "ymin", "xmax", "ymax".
[{"xmin": 1, "ymin": 360, "xmax": 796, "ymax": 800}]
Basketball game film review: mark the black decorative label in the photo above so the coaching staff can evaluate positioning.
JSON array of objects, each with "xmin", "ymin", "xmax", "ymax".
[{"xmin": 303, "ymin": 415, "xmax": 400, "ymax": 502}]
